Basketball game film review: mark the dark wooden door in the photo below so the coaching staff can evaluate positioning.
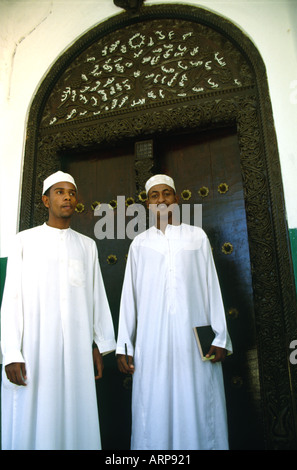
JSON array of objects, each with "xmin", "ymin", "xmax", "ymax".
[{"xmin": 62, "ymin": 125, "xmax": 264, "ymax": 450}]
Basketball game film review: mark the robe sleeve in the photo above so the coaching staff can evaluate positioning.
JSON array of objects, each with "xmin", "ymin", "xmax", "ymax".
[
  {"xmin": 116, "ymin": 243, "xmax": 137, "ymax": 357},
  {"xmin": 205, "ymin": 236, "xmax": 233, "ymax": 354},
  {"xmin": 92, "ymin": 242, "xmax": 116, "ymax": 355},
  {"xmin": 1, "ymin": 234, "xmax": 26, "ymax": 366}
]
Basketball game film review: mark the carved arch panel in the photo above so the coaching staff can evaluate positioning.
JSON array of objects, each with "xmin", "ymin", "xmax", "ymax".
[{"xmin": 20, "ymin": 4, "xmax": 297, "ymax": 449}]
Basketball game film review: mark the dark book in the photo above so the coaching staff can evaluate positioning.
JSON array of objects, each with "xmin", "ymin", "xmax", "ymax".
[{"xmin": 193, "ymin": 325, "xmax": 215, "ymax": 361}]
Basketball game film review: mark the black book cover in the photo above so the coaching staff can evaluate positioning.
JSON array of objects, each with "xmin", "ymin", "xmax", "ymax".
[{"xmin": 193, "ymin": 325, "xmax": 215, "ymax": 361}]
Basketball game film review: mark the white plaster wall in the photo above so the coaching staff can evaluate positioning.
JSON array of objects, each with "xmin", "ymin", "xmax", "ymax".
[{"xmin": 0, "ymin": 0, "xmax": 296, "ymax": 256}]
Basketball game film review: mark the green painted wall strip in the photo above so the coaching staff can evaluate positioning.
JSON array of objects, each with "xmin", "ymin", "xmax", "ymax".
[
  {"xmin": 0, "ymin": 257, "xmax": 7, "ymax": 307},
  {"xmin": 289, "ymin": 229, "xmax": 297, "ymax": 293}
]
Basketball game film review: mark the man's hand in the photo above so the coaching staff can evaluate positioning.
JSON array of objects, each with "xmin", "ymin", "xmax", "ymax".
[
  {"xmin": 93, "ymin": 347, "xmax": 104, "ymax": 380},
  {"xmin": 5, "ymin": 362, "xmax": 27, "ymax": 386},
  {"xmin": 117, "ymin": 354, "xmax": 135, "ymax": 375},
  {"xmin": 206, "ymin": 346, "xmax": 227, "ymax": 363}
]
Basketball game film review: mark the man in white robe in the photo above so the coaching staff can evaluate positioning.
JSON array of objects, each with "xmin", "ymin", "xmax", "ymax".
[
  {"xmin": 1, "ymin": 171, "xmax": 116, "ymax": 450},
  {"xmin": 116, "ymin": 174, "xmax": 232, "ymax": 450}
]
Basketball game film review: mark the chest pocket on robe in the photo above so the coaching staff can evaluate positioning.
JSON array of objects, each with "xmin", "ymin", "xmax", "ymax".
[{"xmin": 69, "ymin": 259, "xmax": 86, "ymax": 287}]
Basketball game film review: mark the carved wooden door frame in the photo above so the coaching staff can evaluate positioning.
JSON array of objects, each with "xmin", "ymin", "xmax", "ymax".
[{"xmin": 20, "ymin": 4, "xmax": 297, "ymax": 449}]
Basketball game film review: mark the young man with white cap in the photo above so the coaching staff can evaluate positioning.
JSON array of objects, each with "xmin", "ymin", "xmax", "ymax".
[
  {"xmin": 1, "ymin": 171, "xmax": 116, "ymax": 450},
  {"xmin": 116, "ymin": 174, "xmax": 232, "ymax": 450}
]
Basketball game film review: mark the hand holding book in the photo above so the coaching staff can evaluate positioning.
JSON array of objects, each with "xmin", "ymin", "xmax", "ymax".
[
  {"xmin": 193, "ymin": 325, "xmax": 227, "ymax": 363},
  {"xmin": 205, "ymin": 344, "xmax": 226, "ymax": 363}
]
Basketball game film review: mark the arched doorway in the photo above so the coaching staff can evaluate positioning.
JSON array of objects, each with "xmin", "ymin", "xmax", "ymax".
[{"xmin": 20, "ymin": 4, "xmax": 297, "ymax": 449}]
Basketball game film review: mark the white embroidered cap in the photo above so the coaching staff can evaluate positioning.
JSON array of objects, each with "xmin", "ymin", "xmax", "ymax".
[
  {"xmin": 42, "ymin": 171, "xmax": 77, "ymax": 195},
  {"xmin": 145, "ymin": 174, "xmax": 176, "ymax": 195}
]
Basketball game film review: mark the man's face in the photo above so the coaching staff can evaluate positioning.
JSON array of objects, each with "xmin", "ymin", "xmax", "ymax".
[
  {"xmin": 146, "ymin": 184, "xmax": 178, "ymax": 220},
  {"xmin": 42, "ymin": 182, "xmax": 77, "ymax": 222}
]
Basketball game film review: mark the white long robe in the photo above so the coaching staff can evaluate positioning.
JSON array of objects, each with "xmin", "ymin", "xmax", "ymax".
[
  {"xmin": 116, "ymin": 223, "xmax": 232, "ymax": 450},
  {"xmin": 1, "ymin": 223, "xmax": 116, "ymax": 450}
]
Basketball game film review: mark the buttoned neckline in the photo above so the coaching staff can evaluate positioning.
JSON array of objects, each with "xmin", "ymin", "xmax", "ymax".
[{"xmin": 43, "ymin": 222, "xmax": 71, "ymax": 235}]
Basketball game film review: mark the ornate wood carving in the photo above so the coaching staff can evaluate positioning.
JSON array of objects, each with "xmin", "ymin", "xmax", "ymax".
[
  {"xmin": 134, "ymin": 139, "xmax": 154, "ymax": 193},
  {"xmin": 40, "ymin": 19, "xmax": 252, "ymax": 128},
  {"xmin": 20, "ymin": 4, "xmax": 297, "ymax": 449}
]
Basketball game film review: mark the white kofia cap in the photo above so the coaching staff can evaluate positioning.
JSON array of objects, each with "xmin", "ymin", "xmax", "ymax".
[
  {"xmin": 42, "ymin": 171, "xmax": 77, "ymax": 195},
  {"xmin": 145, "ymin": 174, "xmax": 176, "ymax": 195}
]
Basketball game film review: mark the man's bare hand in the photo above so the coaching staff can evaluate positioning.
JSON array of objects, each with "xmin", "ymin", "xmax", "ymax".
[
  {"xmin": 93, "ymin": 347, "xmax": 104, "ymax": 380},
  {"xmin": 117, "ymin": 354, "xmax": 135, "ymax": 375},
  {"xmin": 206, "ymin": 346, "xmax": 227, "ymax": 363},
  {"xmin": 5, "ymin": 362, "xmax": 27, "ymax": 386}
]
